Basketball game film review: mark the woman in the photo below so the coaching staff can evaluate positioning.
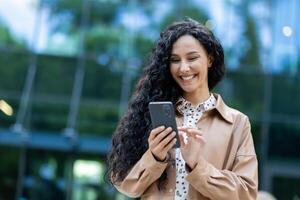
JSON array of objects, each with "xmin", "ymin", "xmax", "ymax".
[{"xmin": 107, "ymin": 18, "xmax": 258, "ymax": 200}]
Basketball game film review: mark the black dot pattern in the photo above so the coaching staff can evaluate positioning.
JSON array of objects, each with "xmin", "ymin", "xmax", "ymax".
[
  {"xmin": 175, "ymin": 94, "xmax": 217, "ymax": 199},
  {"xmin": 175, "ymin": 149, "xmax": 188, "ymax": 199},
  {"xmin": 177, "ymin": 94, "xmax": 216, "ymax": 129}
]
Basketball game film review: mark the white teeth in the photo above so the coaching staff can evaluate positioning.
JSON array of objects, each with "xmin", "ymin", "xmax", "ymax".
[{"xmin": 181, "ymin": 75, "xmax": 194, "ymax": 80}]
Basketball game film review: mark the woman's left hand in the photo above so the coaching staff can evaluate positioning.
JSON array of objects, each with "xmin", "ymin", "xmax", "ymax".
[{"xmin": 178, "ymin": 127, "xmax": 206, "ymax": 169}]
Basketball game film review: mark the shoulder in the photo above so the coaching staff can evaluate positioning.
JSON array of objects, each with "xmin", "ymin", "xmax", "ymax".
[
  {"xmin": 222, "ymin": 101, "xmax": 253, "ymax": 144},
  {"xmin": 214, "ymin": 93, "xmax": 250, "ymax": 126},
  {"xmin": 227, "ymin": 106, "xmax": 249, "ymax": 124}
]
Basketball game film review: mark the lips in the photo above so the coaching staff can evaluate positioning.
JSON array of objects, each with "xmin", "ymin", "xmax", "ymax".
[{"xmin": 180, "ymin": 74, "xmax": 196, "ymax": 81}]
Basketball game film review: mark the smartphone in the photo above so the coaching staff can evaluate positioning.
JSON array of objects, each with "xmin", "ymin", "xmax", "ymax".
[{"xmin": 148, "ymin": 101, "xmax": 180, "ymax": 148}]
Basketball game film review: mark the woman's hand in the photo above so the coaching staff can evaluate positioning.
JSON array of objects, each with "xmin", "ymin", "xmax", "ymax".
[
  {"xmin": 148, "ymin": 126, "xmax": 177, "ymax": 161},
  {"xmin": 178, "ymin": 127, "xmax": 206, "ymax": 169}
]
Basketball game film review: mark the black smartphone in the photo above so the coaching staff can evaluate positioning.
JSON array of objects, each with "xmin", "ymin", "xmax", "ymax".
[{"xmin": 148, "ymin": 101, "xmax": 180, "ymax": 148}]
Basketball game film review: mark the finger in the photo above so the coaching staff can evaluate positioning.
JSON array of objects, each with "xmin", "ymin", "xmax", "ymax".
[
  {"xmin": 178, "ymin": 130, "xmax": 185, "ymax": 136},
  {"xmin": 186, "ymin": 129, "xmax": 193, "ymax": 138},
  {"xmin": 163, "ymin": 138, "xmax": 177, "ymax": 152},
  {"xmin": 152, "ymin": 127, "xmax": 173, "ymax": 144},
  {"xmin": 152, "ymin": 133, "xmax": 176, "ymax": 158},
  {"xmin": 179, "ymin": 134, "xmax": 186, "ymax": 148},
  {"xmin": 187, "ymin": 128, "xmax": 203, "ymax": 136},
  {"xmin": 189, "ymin": 135, "xmax": 206, "ymax": 145},
  {"xmin": 185, "ymin": 129, "xmax": 203, "ymax": 140},
  {"xmin": 148, "ymin": 126, "xmax": 165, "ymax": 141},
  {"xmin": 178, "ymin": 126, "xmax": 188, "ymax": 131},
  {"xmin": 160, "ymin": 131, "xmax": 176, "ymax": 147},
  {"xmin": 194, "ymin": 134, "xmax": 206, "ymax": 143}
]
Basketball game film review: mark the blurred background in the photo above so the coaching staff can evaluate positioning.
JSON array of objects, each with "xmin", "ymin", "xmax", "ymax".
[{"xmin": 0, "ymin": 0, "xmax": 299, "ymax": 199}]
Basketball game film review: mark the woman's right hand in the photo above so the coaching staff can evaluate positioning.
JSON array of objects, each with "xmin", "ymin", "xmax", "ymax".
[{"xmin": 148, "ymin": 126, "xmax": 177, "ymax": 161}]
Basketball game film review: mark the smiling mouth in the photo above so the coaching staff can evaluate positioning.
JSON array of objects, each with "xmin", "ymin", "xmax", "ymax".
[{"xmin": 180, "ymin": 75, "xmax": 196, "ymax": 80}]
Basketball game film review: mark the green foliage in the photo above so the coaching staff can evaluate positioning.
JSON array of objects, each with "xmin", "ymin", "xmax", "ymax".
[
  {"xmin": 269, "ymin": 122, "xmax": 300, "ymax": 159},
  {"xmin": 78, "ymin": 102, "xmax": 119, "ymax": 135},
  {"xmin": 273, "ymin": 174, "xmax": 300, "ymax": 199},
  {"xmin": 224, "ymin": 72, "xmax": 265, "ymax": 114},
  {"xmin": 43, "ymin": 0, "xmax": 119, "ymax": 33},
  {"xmin": 0, "ymin": 24, "xmax": 14, "ymax": 46},
  {"xmin": 30, "ymin": 101, "xmax": 69, "ymax": 131},
  {"xmin": 0, "ymin": 22, "xmax": 26, "ymax": 49},
  {"xmin": 134, "ymin": 33, "xmax": 154, "ymax": 59},
  {"xmin": 85, "ymin": 26, "xmax": 122, "ymax": 53},
  {"xmin": 239, "ymin": 12, "xmax": 261, "ymax": 71},
  {"xmin": 0, "ymin": 52, "xmax": 28, "ymax": 91},
  {"xmin": 272, "ymin": 75, "xmax": 300, "ymax": 116},
  {"xmin": 159, "ymin": 5, "xmax": 209, "ymax": 30},
  {"xmin": 0, "ymin": 146, "xmax": 19, "ymax": 200},
  {"xmin": 83, "ymin": 59, "xmax": 122, "ymax": 100},
  {"xmin": 34, "ymin": 55, "xmax": 76, "ymax": 95}
]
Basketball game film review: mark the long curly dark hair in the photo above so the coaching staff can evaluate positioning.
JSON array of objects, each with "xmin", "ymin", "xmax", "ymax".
[{"xmin": 107, "ymin": 18, "xmax": 225, "ymax": 189}]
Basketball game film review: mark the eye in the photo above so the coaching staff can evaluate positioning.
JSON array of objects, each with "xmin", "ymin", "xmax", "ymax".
[
  {"xmin": 170, "ymin": 58, "xmax": 180, "ymax": 63},
  {"xmin": 188, "ymin": 56, "xmax": 198, "ymax": 61}
]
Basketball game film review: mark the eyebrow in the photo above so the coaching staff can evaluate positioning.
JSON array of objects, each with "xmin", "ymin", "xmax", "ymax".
[
  {"xmin": 186, "ymin": 51, "xmax": 199, "ymax": 56},
  {"xmin": 171, "ymin": 51, "xmax": 199, "ymax": 57}
]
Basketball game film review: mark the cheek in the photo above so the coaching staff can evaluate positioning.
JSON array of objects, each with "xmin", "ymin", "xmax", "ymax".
[
  {"xmin": 195, "ymin": 61, "xmax": 209, "ymax": 74},
  {"xmin": 170, "ymin": 65, "xmax": 177, "ymax": 78}
]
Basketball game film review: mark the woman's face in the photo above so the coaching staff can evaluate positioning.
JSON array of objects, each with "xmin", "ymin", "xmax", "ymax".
[{"xmin": 170, "ymin": 34, "xmax": 211, "ymax": 96}]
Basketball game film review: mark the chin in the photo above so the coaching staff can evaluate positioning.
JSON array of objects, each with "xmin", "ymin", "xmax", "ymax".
[{"xmin": 181, "ymin": 86, "xmax": 197, "ymax": 94}]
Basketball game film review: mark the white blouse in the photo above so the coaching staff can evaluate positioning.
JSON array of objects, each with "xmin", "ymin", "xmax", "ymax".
[{"xmin": 175, "ymin": 94, "xmax": 216, "ymax": 199}]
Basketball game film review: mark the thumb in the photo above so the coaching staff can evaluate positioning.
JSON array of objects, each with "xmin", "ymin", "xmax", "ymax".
[{"xmin": 179, "ymin": 133, "xmax": 186, "ymax": 148}]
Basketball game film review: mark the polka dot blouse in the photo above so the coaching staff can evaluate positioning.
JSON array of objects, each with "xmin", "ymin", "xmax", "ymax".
[{"xmin": 174, "ymin": 94, "xmax": 216, "ymax": 200}]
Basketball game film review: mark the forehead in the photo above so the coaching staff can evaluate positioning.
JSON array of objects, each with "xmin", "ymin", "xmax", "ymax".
[{"xmin": 171, "ymin": 35, "xmax": 205, "ymax": 54}]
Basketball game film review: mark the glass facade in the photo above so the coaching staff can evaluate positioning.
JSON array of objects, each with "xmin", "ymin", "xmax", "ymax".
[{"xmin": 0, "ymin": 0, "xmax": 299, "ymax": 199}]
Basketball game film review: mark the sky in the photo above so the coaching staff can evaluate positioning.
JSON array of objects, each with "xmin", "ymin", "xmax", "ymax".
[
  {"xmin": 0, "ymin": 0, "xmax": 298, "ymax": 73},
  {"xmin": 0, "ymin": 0, "xmax": 48, "ymax": 51},
  {"xmin": 0, "ymin": 0, "xmax": 230, "ymax": 49}
]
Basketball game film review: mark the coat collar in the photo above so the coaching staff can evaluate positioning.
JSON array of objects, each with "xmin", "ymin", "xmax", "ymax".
[
  {"xmin": 213, "ymin": 93, "xmax": 234, "ymax": 124},
  {"xmin": 175, "ymin": 93, "xmax": 233, "ymax": 124}
]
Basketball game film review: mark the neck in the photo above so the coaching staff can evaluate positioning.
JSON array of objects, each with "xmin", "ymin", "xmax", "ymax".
[{"xmin": 183, "ymin": 88, "xmax": 210, "ymax": 106}]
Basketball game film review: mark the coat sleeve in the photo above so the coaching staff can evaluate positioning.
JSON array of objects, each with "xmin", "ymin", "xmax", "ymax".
[
  {"xmin": 186, "ymin": 116, "xmax": 258, "ymax": 200},
  {"xmin": 114, "ymin": 149, "xmax": 168, "ymax": 198}
]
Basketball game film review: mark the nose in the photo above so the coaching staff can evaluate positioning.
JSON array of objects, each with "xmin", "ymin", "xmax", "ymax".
[{"xmin": 179, "ymin": 61, "xmax": 190, "ymax": 73}]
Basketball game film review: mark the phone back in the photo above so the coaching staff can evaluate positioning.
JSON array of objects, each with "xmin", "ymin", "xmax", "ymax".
[{"xmin": 148, "ymin": 102, "xmax": 180, "ymax": 148}]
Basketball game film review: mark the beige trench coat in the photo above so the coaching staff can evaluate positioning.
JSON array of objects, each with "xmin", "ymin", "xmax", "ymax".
[{"xmin": 114, "ymin": 94, "xmax": 258, "ymax": 200}]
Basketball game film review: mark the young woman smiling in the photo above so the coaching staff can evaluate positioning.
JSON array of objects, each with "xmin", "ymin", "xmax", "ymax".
[{"xmin": 108, "ymin": 18, "xmax": 258, "ymax": 200}]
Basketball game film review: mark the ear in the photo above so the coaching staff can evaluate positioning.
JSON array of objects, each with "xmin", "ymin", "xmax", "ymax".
[{"xmin": 208, "ymin": 55, "xmax": 213, "ymax": 68}]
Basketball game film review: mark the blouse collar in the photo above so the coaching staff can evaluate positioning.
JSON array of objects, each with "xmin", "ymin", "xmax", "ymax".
[
  {"xmin": 177, "ymin": 93, "xmax": 216, "ymax": 115},
  {"xmin": 176, "ymin": 93, "xmax": 234, "ymax": 124}
]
